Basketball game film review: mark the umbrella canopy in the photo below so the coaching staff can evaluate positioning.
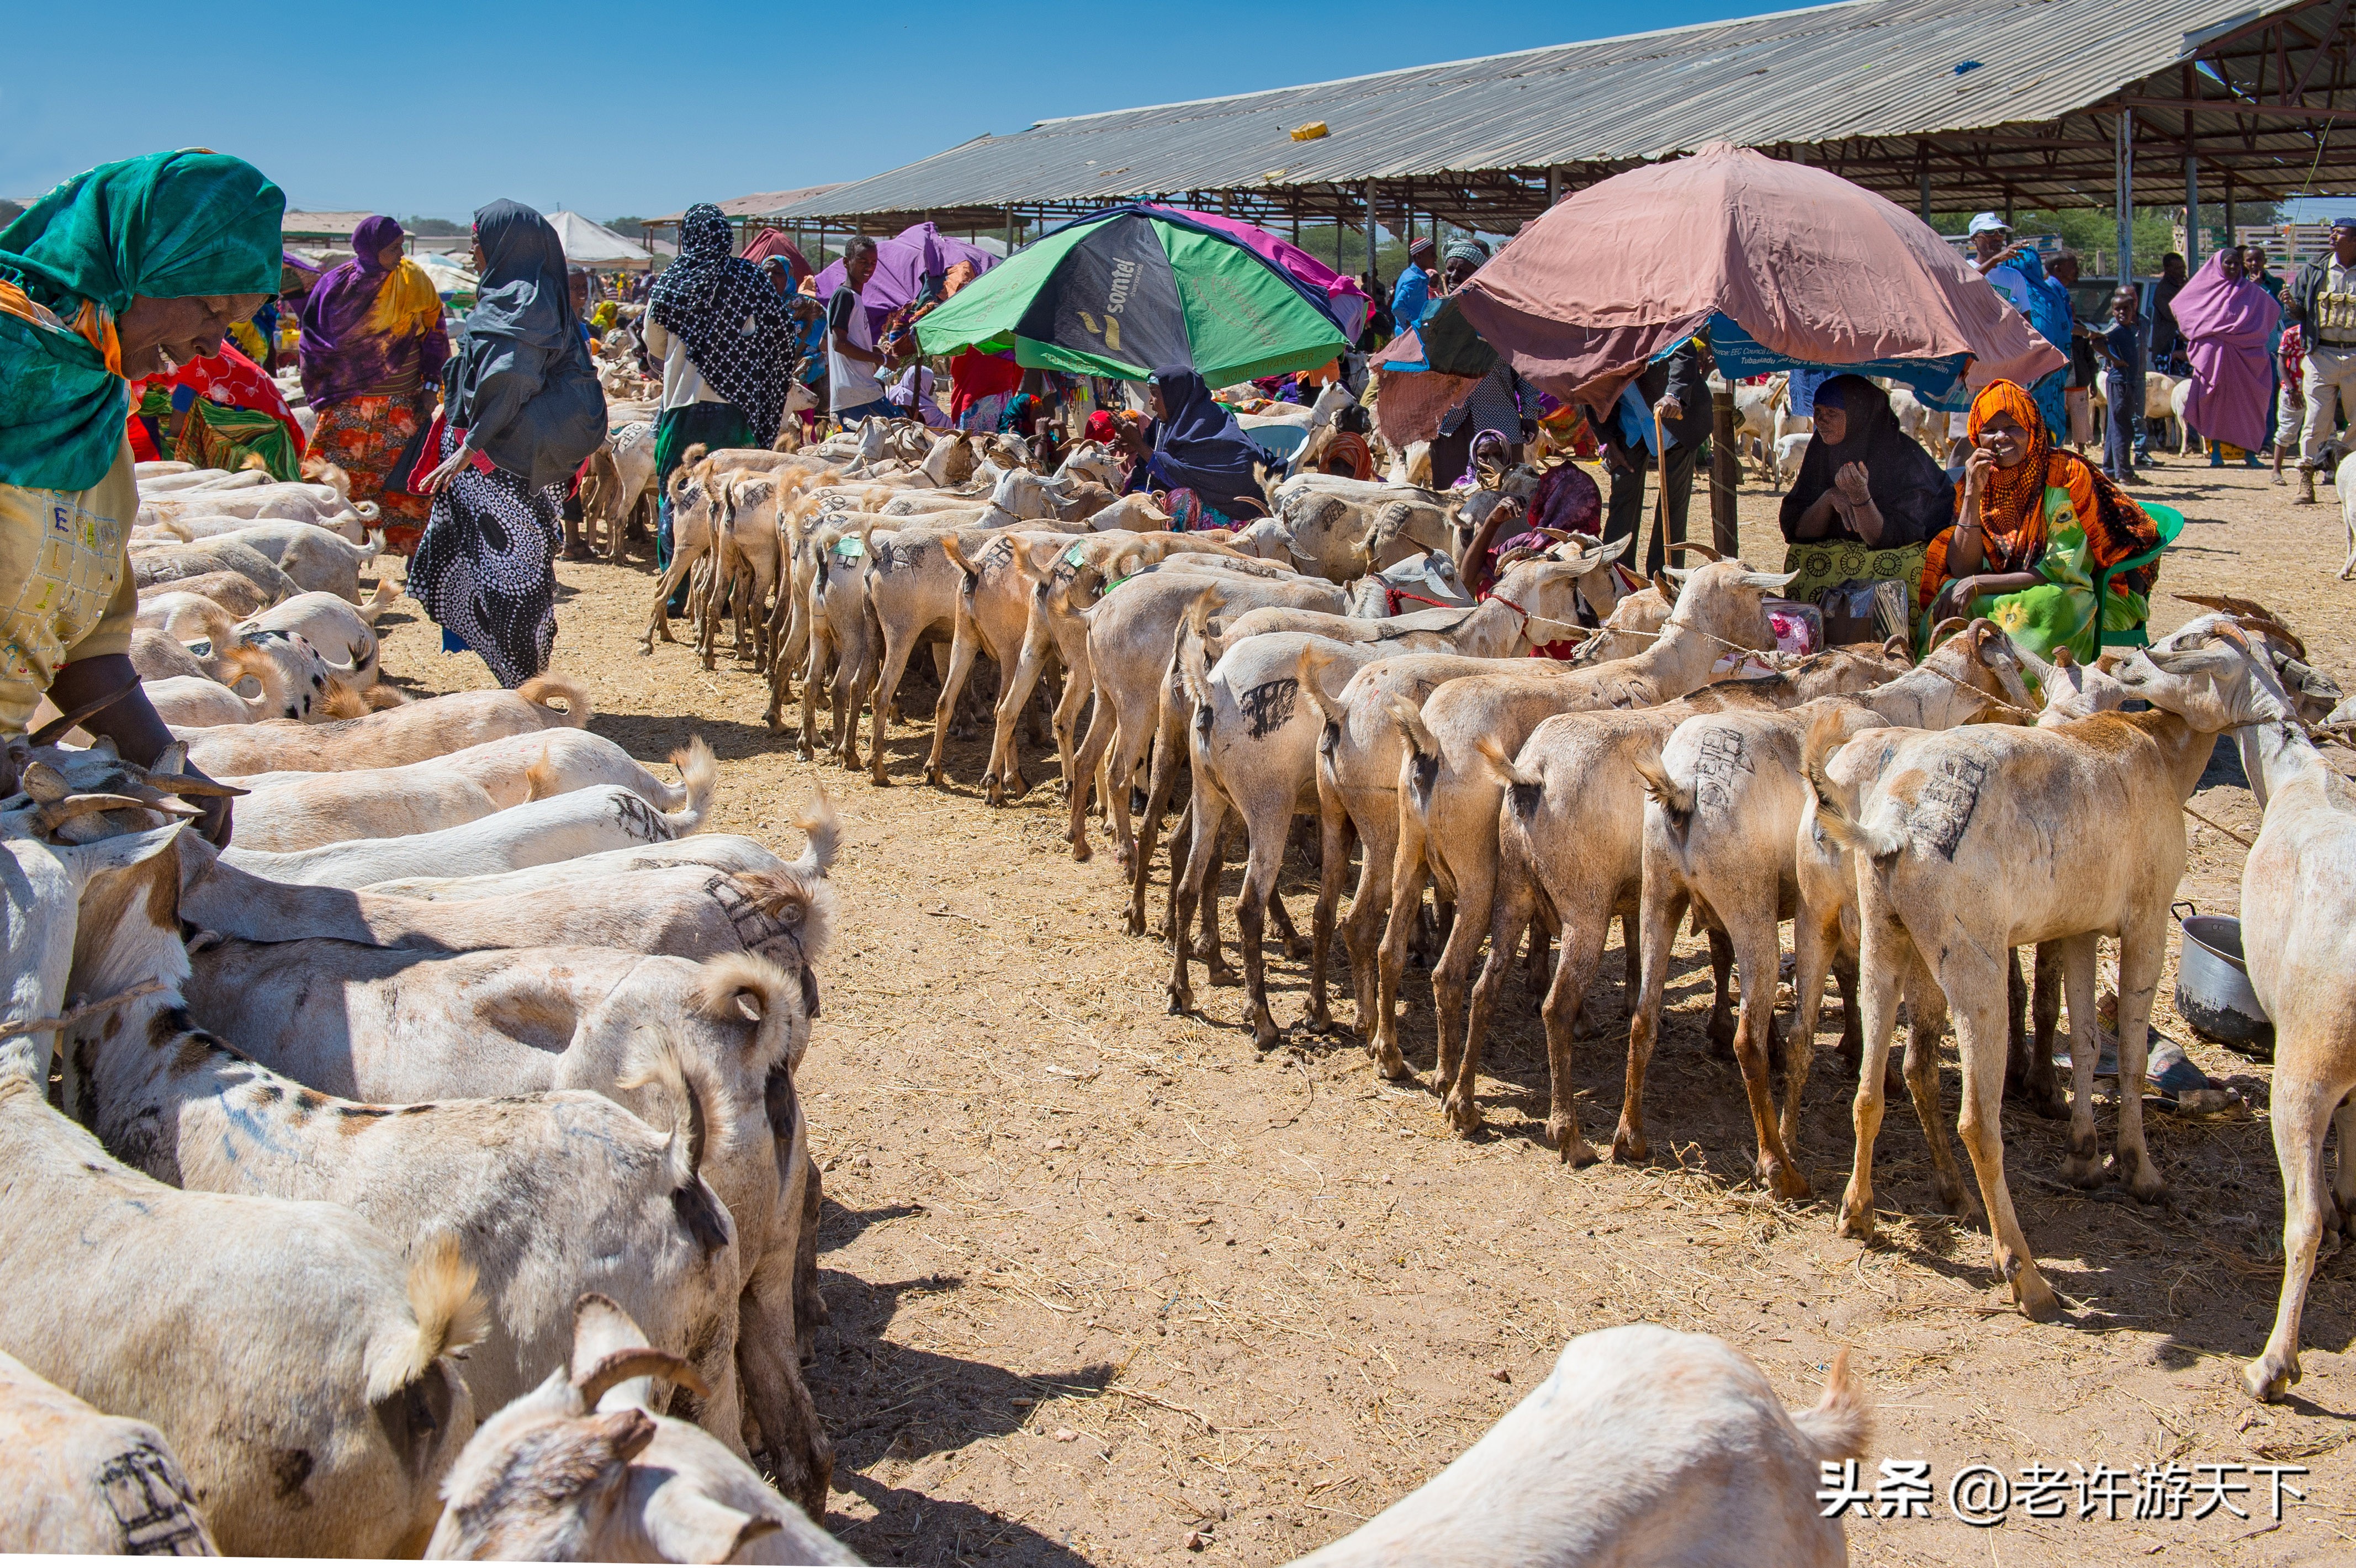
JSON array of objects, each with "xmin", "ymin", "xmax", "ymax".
[
  {"xmin": 740, "ymin": 227, "xmax": 815, "ymax": 284},
  {"xmin": 813, "ymin": 221, "xmax": 999, "ymax": 333},
  {"xmin": 414, "ymin": 252, "xmax": 478, "ymax": 298},
  {"xmin": 914, "ymin": 206, "xmax": 1349, "ymax": 385},
  {"xmin": 1147, "ymin": 205, "xmax": 1371, "ymax": 343},
  {"xmin": 1448, "ymin": 142, "xmax": 2062, "ymax": 423}
]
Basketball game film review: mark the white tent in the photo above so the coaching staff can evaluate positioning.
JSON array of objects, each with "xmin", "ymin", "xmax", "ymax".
[
  {"xmin": 415, "ymin": 253, "xmax": 478, "ymax": 296},
  {"xmin": 548, "ymin": 211, "xmax": 656, "ymax": 270}
]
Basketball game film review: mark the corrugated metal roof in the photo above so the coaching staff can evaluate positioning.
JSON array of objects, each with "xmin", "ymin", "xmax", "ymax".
[
  {"xmin": 773, "ymin": 0, "xmax": 2317, "ymax": 220},
  {"xmin": 654, "ymin": 185, "xmax": 845, "ymax": 223}
]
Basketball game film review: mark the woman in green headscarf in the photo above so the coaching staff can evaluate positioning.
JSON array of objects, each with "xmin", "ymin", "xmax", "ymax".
[{"xmin": 0, "ymin": 149, "xmax": 285, "ymax": 843}]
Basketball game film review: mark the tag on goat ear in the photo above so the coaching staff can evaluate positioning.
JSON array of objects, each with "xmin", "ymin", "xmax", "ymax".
[
  {"xmin": 1065, "ymin": 544, "xmax": 1087, "ymax": 567},
  {"xmin": 834, "ymin": 536, "xmax": 865, "ymax": 560}
]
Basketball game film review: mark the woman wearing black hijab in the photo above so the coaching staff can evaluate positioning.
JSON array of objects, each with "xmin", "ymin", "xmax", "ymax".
[
  {"xmin": 1778, "ymin": 374, "xmax": 1951, "ymax": 548},
  {"xmin": 414, "ymin": 200, "xmax": 605, "ymax": 686},
  {"xmin": 1122, "ymin": 365, "xmax": 1268, "ymax": 525}
]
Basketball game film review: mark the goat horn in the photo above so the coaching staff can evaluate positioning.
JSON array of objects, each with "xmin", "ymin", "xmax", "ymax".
[
  {"xmin": 29, "ymin": 680, "xmax": 139, "ymax": 746},
  {"xmin": 140, "ymin": 771, "xmax": 248, "ymax": 799},
  {"xmin": 34, "ymin": 793, "xmax": 196, "ymax": 834},
  {"xmin": 575, "ymin": 1347, "xmax": 709, "ymax": 1410},
  {"xmin": 1663, "ymin": 541, "xmax": 1724, "ymax": 562},
  {"xmin": 1925, "ymin": 616, "xmax": 1969, "ymax": 650},
  {"xmin": 19, "ymin": 761, "xmax": 70, "ymax": 804}
]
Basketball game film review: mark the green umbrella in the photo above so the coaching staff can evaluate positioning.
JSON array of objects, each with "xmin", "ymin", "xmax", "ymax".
[{"xmin": 915, "ymin": 206, "xmax": 1348, "ymax": 385}]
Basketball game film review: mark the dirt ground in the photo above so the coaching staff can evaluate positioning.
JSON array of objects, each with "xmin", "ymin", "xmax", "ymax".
[{"xmin": 368, "ymin": 451, "xmax": 2355, "ymax": 1566}]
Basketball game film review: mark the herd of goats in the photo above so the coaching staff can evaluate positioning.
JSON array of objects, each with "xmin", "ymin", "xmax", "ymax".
[{"xmin": 1, "ymin": 394, "xmax": 2348, "ymax": 1564}]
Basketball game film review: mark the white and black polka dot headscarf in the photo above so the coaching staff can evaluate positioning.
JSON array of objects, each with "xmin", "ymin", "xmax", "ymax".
[{"xmin": 648, "ymin": 204, "xmax": 797, "ymax": 445}]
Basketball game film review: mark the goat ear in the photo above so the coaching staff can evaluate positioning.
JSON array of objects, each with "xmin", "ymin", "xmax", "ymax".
[
  {"xmin": 647, "ymin": 1492, "xmax": 783, "ymax": 1566},
  {"xmin": 2051, "ymin": 645, "xmax": 2076, "ymax": 670}
]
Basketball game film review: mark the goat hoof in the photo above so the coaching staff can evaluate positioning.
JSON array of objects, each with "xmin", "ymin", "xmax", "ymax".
[
  {"xmin": 1206, "ymin": 966, "xmax": 1241, "ymax": 989},
  {"xmin": 2058, "ymin": 1147, "xmax": 2104, "ymax": 1188},
  {"xmin": 1610, "ymin": 1124, "xmax": 1649, "ymax": 1163},
  {"xmin": 2014, "ymin": 1273, "xmax": 2061, "ymax": 1322},
  {"xmin": 1372, "ymin": 1045, "xmax": 1412, "ymax": 1082},
  {"xmin": 1442, "ymin": 1093, "xmax": 1483, "ymax": 1137},
  {"xmin": 1071, "ymin": 840, "xmax": 1092, "ymax": 864},
  {"xmin": 1252, "ymin": 1023, "xmax": 1283, "ymax": 1052},
  {"xmin": 1302, "ymin": 1011, "xmax": 1337, "ymax": 1036},
  {"xmin": 1835, "ymin": 1190, "xmax": 1876, "ymax": 1242},
  {"xmin": 2243, "ymin": 1354, "xmax": 2300, "ymax": 1402},
  {"xmin": 1706, "ymin": 1015, "xmax": 1738, "ymax": 1059},
  {"xmin": 1764, "ymin": 1159, "xmax": 1813, "ymax": 1202},
  {"xmin": 1002, "ymin": 773, "xmax": 1028, "ymax": 801},
  {"xmin": 1125, "ymin": 912, "xmax": 1147, "ymax": 938},
  {"xmin": 1167, "ymin": 987, "xmax": 1193, "ymax": 1018},
  {"xmin": 1548, "ymin": 1121, "xmax": 1598, "ymax": 1167}
]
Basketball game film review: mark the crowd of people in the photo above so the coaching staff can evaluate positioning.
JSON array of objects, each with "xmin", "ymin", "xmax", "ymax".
[{"xmin": 4, "ymin": 141, "xmax": 2336, "ymax": 760}]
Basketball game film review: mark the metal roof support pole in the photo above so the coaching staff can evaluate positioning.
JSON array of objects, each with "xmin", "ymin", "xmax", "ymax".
[
  {"xmin": 2185, "ymin": 141, "xmax": 2202, "ymax": 269},
  {"xmin": 2225, "ymin": 169, "xmax": 2236, "ymax": 251},
  {"xmin": 1004, "ymin": 205, "xmax": 1014, "ymax": 252},
  {"xmin": 1365, "ymin": 181, "xmax": 1376, "ymax": 279},
  {"xmin": 1548, "ymin": 166, "xmax": 1560, "ymax": 207},
  {"xmin": 2116, "ymin": 107, "xmax": 2136, "ymax": 282},
  {"xmin": 1917, "ymin": 144, "xmax": 1931, "ymax": 222}
]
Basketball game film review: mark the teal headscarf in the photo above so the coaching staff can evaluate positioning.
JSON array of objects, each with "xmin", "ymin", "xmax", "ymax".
[{"xmin": 0, "ymin": 150, "xmax": 285, "ymax": 491}]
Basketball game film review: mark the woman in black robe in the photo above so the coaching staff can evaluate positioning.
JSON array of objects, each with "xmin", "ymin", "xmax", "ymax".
[
  {"xmin": 412, "ymin": 200, "xmax": 605, "ymax": 686},
  {"xmin": 1778, "ymin": 374, "xmax": 1952, "ymax": 548}
]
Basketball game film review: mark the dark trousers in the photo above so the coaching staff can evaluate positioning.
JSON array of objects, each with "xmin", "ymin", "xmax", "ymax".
[
  {"xmin": 1601, "ymin": 440, "xmax": 1700, "ymax": 576},
  {"xmin": 2102, "ymin": 367, "xmax": 2144, "ymax": 478},
  {"xmin": 654, "ymin": 401, "xmax": 753, "ymax": 612}
]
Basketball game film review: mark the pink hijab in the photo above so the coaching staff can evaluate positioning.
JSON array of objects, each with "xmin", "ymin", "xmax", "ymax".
[{"xmin": 2171, "ymin": 252, "xmax": 2280, "ymax": 453}]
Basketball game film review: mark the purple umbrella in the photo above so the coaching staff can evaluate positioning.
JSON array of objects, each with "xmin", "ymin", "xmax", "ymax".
[
  {"xmin": 812, "ymin": 221, "xmax": 999, "ymax": 333},
  {"xmin": 1147, "ymin": 206, "xmax": 1371, "ymax": 343}
]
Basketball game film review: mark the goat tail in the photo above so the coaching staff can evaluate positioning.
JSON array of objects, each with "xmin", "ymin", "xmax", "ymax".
[
  {"xmin": 621, "ymin": 1032, "xmax": 732, "ymax": 1183},
  {"xmin": 1789, "ymin": 1347, "xmax": 1873, "ymax": 1465},
  {"xmin": 1299, "ymin": 645, "xmax": 1350, "ymax": 729},
  {"xmin": 518, "ymin": 673, "xmax": 593, "ymax": 728},
  {"xmin": 940, "ymin": 532, "xmax": 980, "ymax": 595},
  {"xmin": 362, "ymin": 682, "xmax": 407, "ymax": 711},
  {"xmin": 368, "ymin": 1231, "xmax": 487, "ymax": 1402},
  {"xmin": 1386, "ymin": 693, "xmax": 1441, "ymax": 759},
  {"xmin": 1630, "ymin": 745, "xmax": 1693, "ymax": 825},
  {"xmin": 789, "ymin": 786, "xmax": 840, "ymax": 880},
  {"xmin": 1802, "ymin": 707, "xmax": 1900, "ymax": 861},
  {"xmin": 1471, "ymin": 733, "xmax": 1541, "ymax": 792},
  {"xmin": 663, "ymin": 737, "xmax": 719, "ymax": 834},
  {"xmin": 318, "ymin": 674, "xmax": 369, "ymax": 721},
  {"xmin": 358, "ymin": 576, "xmax": 401, "ymax": 626},
  {"xmin": 523, "ymin": 743, "xmax": 560, "ymax": 803}
]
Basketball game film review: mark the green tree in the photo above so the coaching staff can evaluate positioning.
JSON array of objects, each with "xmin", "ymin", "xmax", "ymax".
[
  {"xmin": 607, "ymin": 216, "xmax": 651, "ymax": 240},
  {"xmin": 405, "ymin": 215, "xmax": 465, "ymax": 237}
]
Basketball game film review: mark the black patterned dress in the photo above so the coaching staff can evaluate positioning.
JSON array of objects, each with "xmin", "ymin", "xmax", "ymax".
[{"xmin": 410, "ymin": 421, "xmax": 562, "ymax": 687}]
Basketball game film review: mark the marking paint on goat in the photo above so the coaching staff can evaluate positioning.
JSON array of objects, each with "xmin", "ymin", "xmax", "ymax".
[
  {"xmin": 611, "ymin": 791, "xmax": 669, "ymax": 843},
  {"xmin": 1240, "ymin": 677, "xmax": 1299, "ymax": 740},
  {"xmin": 977, "ymin": 538, "xmax": 1015, "ymax": 576},
  {"xmin": 97, "ymin": 1442, "xmax": 211, "ymax": 1554},
  {"xmin": 1692, "ymin": 728, "xmax": 1748, "ymax": 813},
  {"xmin": 1910, "ymin": 756, "xmax": 1988, "ymax": 861}
]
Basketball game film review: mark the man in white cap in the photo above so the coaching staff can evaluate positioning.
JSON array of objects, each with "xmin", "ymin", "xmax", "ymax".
[
  {"xmin": 1945, "ymin": 213, "xmax": 2037, "ymax": 460},
  {"xmin": 2289, "ymin": 215, "xmax": 2356, "ymax": 500}
]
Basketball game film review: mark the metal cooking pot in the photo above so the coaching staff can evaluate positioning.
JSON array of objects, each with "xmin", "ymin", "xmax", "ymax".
[{"xmin": 2172, "ymin": 902, "xmax": 2274, "ymax": 1057}]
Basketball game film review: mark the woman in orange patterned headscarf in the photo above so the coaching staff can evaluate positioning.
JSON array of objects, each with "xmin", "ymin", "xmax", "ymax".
[{"xmin": 1918, "ymin": 379, "xmax": 2167, "ymax": 660}]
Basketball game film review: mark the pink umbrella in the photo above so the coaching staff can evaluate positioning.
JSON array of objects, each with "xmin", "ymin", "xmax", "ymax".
[
  {"xmin": 1149, "ymin": 206, "xmax": 1372, "ymax": 343},
  {"xmin": 1450, "ymin": 142, "xmax": 2062, "ymax": 419},
  {"xmin": 813, "ymin": 221, "xmax": 999, "ymax": 333}
]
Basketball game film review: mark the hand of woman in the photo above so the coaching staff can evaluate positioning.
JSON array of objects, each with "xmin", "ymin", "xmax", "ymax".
[
  {"xmin": 415, "ymin": 444, "xmax": 474, "ymax": 495},
  {"xmin": 1960, "ymin": 442, "xmax": 1995, "ymax": 501},
  {"xmin": 1930, "ymin": 575, "xmax": 1977, "ymax": 621},
  {"xmin": 1834, "ymin": 460, "xmax": 1871, "ymax": 504}
]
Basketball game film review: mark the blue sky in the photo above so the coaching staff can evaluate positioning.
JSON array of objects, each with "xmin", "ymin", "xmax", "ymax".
[{"xmin": 5, "ymin": 2, "xmax": 1773, "ymax": 221}]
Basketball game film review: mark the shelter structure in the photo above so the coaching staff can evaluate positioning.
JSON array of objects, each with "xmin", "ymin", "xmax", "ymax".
[
  {"xmin": 763, "ymin": 0, "xmax": 2356, "ymax": 279},
  {"xmin": 643, "ymin": 186, "xmax": 844, "ymax": 253},
  {"xmin": 547, "ymin": 210, "xmax": 666, "ymax": 270}
]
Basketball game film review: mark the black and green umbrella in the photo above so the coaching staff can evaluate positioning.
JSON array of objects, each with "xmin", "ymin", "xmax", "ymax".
[{"xmin": 914, "ymin": 206, "xmax": 1349, "ymax": 384}]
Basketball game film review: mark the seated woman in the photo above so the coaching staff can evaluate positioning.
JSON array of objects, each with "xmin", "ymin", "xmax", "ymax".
[
  {"xmin": 1780, "ymin": 374, "xmax": 1951, "ymax": 548},
  {"xmin": 128, "ymin": 340, "xmax": 305, "ymax": 479},
  {"xmin": 1123, "ymin": 365, "xmax": 1269, "ymax": 527},
  {"xmin": 1917, "ymin": 379, "xmax": 2163, "ymax": 661}
]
